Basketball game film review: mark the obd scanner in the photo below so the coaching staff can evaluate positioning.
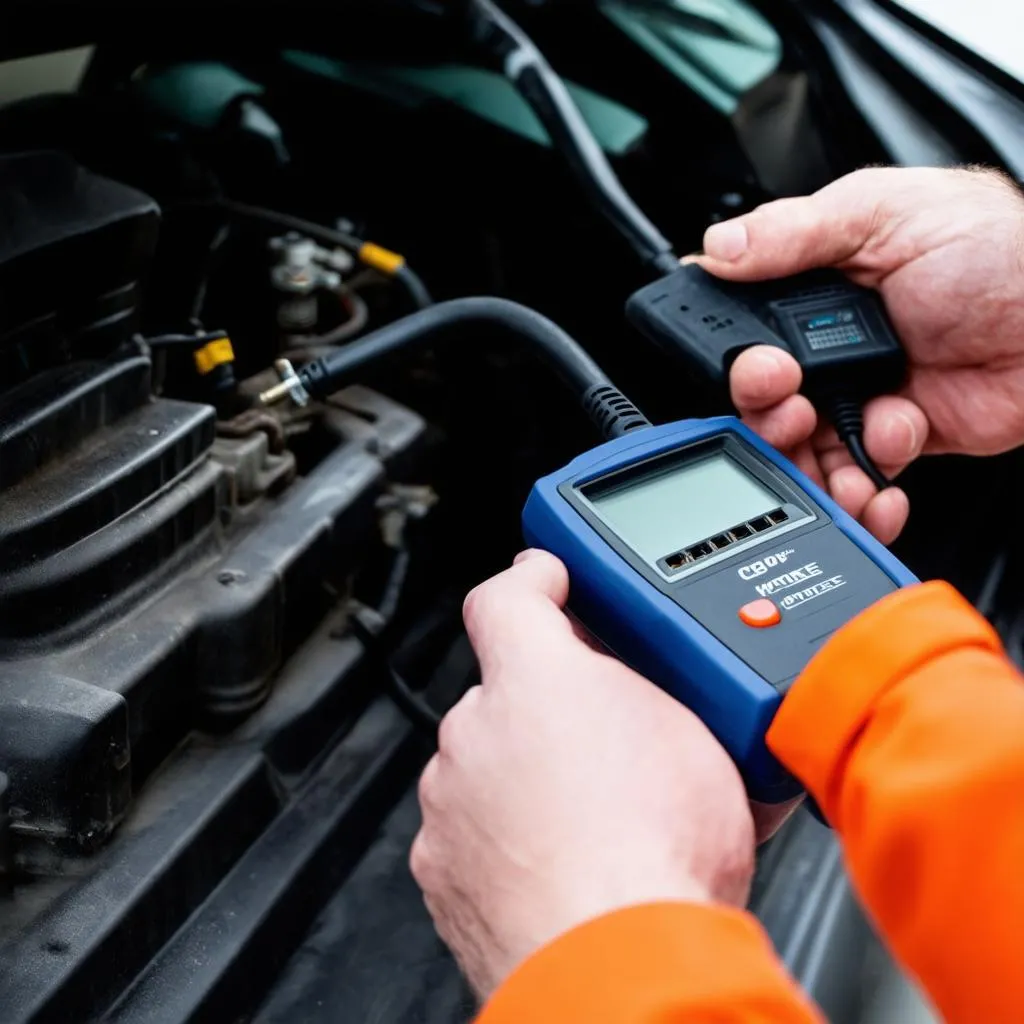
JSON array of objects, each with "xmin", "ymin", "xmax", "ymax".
[
  {"xmin": 626, "ymin": 266, "xmax": 909, "ymax": 491},
  {"xmin": 523, "ymin": 417, "xmax": 918, "ymax": 803}
]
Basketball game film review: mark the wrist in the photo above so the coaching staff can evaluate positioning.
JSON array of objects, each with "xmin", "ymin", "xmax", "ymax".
[
  {"xmin": 480, "ymin": 875, "xmax": 717, "ymax": 998},
  {"xmin": 493, "ymin": 853, "xmax": 751, "ymax": 983},
  {"xmin": 556, "ymin": 867, "xmax": 715, "ymax": 927}
]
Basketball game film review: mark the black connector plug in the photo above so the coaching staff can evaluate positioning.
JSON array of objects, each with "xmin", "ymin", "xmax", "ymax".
[
  {"xmin": 762, "ymin": 274, "xmax": 906, "ymax": 405},
  {"xmin": 626, "ymin": 265, "xmax": 908, "ymax": 488}
]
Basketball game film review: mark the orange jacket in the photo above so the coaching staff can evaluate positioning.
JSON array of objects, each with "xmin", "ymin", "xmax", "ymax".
[{"xmin": 478, "ymin": 581, "xmax": 1024, "ymax": 1023}]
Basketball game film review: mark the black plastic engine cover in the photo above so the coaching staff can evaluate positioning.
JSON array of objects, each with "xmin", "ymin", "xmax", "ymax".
[
  {"xmin": 0, "ymin": 343, "xmax": 427, "ymax": 856},
  {"xmin": 0, "ymin": 151, "xmax": 159, "ymax": 375},
  {"xmin": 0, "ymin": 672, "xmax": 130, "ymax": 850}
]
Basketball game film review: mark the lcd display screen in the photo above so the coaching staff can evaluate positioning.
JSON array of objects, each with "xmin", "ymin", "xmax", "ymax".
[
  {"xmin": 586, "ymin": 452, "xmax": 781, "ymax": 567},
  {"xmin": 798, "ymin": 308, "xmax": 868, "ymax": 351}
]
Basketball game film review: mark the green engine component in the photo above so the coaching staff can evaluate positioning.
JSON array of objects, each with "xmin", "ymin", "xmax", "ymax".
[
  {"xmin": 136, "ymin": 61, "xmax": 265, "ymax": 130},
  {"xmin": 283, "ymin": 51, "xmax": 650, "ymax": 157},
  {"xmin": 600, "ymin": 0, "xmax": 782, "ymax": 115}
]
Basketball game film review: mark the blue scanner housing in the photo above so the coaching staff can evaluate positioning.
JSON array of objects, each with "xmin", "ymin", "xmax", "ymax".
[{"xmin": 522, "ymin": 417, "xmax": 918, "ymax": 802}]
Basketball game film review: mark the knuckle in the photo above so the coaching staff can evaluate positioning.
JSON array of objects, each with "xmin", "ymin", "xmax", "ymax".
[
  {"xmin": 408, "ymin": 830, "xmax": 434, "ymax": 888},
  {"xmin": 744, "ymin": 200, "xmax": 780, "ymax": 231},
  {"xmin": 435, "ymin": 712, "xmax": 459, "ymax": 758},
  {"xmin": 416, "ymin": 755, "xmax": 443, "ymax": 811},
  {"xmin": 436, "ymin": 687, "xmax": 481, "ymax": 757},
  {"xmin": 461, "ymin": 579, "xmax": 501, "ymax": 633}
]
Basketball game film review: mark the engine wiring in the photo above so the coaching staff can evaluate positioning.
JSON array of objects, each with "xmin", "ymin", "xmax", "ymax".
[
  {"xmin": 204, "ymin": 199, "xmax": 435, "ymax": 311},
  {"xmin": 350, "ymin": 612, "xmax": 444, "ymax": 734},
  {"xmin": 461, "ymin": 0, "xmax": 680, "ymax": 277}
]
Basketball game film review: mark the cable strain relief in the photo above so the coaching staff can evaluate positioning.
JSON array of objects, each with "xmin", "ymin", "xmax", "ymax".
[
  {"xmin": 583, "ymin": 384, "xmax": 651, "ymax": 440},
  {"xmin": 298, "ymin": 358, "xmax": 332, "ymax": 397},
  {"xmin": 827, "ymin": 396, "xmax": 865, "ymax": 441},
  {"xmin": 649, "ymin": 250, "xmax": 682, "ymax": 278}
]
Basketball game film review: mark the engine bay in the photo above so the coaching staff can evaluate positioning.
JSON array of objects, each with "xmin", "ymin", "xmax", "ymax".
[{"xmin": 0, "ymin": 3, "xmax": 1021, "ymax": 1021}]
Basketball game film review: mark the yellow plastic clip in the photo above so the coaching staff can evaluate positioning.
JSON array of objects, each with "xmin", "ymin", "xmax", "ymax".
[
  {"xmin": 358, "ymin": 242, "xmax": 406, "ymax": 277},
  {"xmin": 193, "ymin": 337, "xmax": 235, "ymax": 376}
]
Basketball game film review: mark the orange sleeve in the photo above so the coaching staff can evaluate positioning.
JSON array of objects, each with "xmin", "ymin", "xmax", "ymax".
[
  {"xmin": 477, "ymin": 903, "xmax": 823, "ymax": 1023},
  {"xmin": 768, "ymin": 580, "xmax": 1024, "ymax": 1024}
]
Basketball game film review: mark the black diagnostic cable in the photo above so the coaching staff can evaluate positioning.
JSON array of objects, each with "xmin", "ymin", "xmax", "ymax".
[
  {"xmin": 257, "ymin": 296, "xmax": 651, "ymax": 442},
  {"xmin": 191, "ymin": 199, "xmax": 435, "ymax": 311},
  {"xmin": 462, "ymin": 0, "xmax": 679, "ymax": 278},
  {"xmin": 829, "ymin": 399, "xmax": 891, "ymax": 492}
]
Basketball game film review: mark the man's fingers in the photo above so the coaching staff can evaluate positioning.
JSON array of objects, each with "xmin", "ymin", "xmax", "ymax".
[
  {"xmin": 861, "ymin": 487, "xmax": 911, "ymax": 546},
  {"xmin": 699, "ymin": 165, "xmax": 1023, "ymax": 282},
  {"xmin": 784, "ymin": 440, "xmax": 826, "ymax": 489},
  {"xmin": 503, "ymin": 549, "xmax": 569, "ymax": 596},
  {"xmin": 695, "ymin": 180, "xmax": 879, "ymax": 281},
  {"xmin": 827, "ymin": 465, "xmax": 879, "ymax": 522},
  {"xmin": 463, "ymin": 551, "xmax": 574, "ymax": 677},
  {"xmin": 864, "ymin": 396, "xmax": 928, "ymax": 467},
  {"xmin": 741, "ymin": 395, "xmax": 818, "ymax": 453},
  {"xmin": 513, "ymin": 548, "xmax": 550, "ymax": 566},
  {"xmin": 827, "ymin": 466, "xmax": 910, "ymax": 543},
  {"xmin": 813, "ymin": 395, "xmax": 927, "ymax": 481},
  {"xmin": 819, "ymin": 447, "xmax": 914, "ymax": 485},
  {"xmin": 730, "ymin": 346, "xmax": 803, "ymax": 413},
  {"xmin": 819, "ymin": 395, "xmax": 928, "ymax": 468}
]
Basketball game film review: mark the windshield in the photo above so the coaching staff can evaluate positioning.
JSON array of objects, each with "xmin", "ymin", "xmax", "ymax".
[{"xmin": 894, "ymin": 0, "xmax": 1024, "ymax": 83}]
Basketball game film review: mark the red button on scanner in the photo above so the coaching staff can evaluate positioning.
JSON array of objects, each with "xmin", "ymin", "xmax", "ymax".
[{"xmin": 738, "ymin": 599, "xmax": 781, "ymax": 628}]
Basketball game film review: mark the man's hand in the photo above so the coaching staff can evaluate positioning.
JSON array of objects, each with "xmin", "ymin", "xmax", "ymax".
[
  {"xmin": 411, "ymin": 550, "xmax": 757, "ymax": 999},
  {"xmin": 698, "ymin": 166, "xmax": 1024, "ymax": 543}
]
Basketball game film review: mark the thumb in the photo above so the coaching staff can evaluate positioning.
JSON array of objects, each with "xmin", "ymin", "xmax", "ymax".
[
  {"xmin": 462, "ymin": 551, "xmax": 574, "ymax": 677},
  {"xmin": 696, "ymin": 175, "xmax": 884, "ymax": 282}
]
